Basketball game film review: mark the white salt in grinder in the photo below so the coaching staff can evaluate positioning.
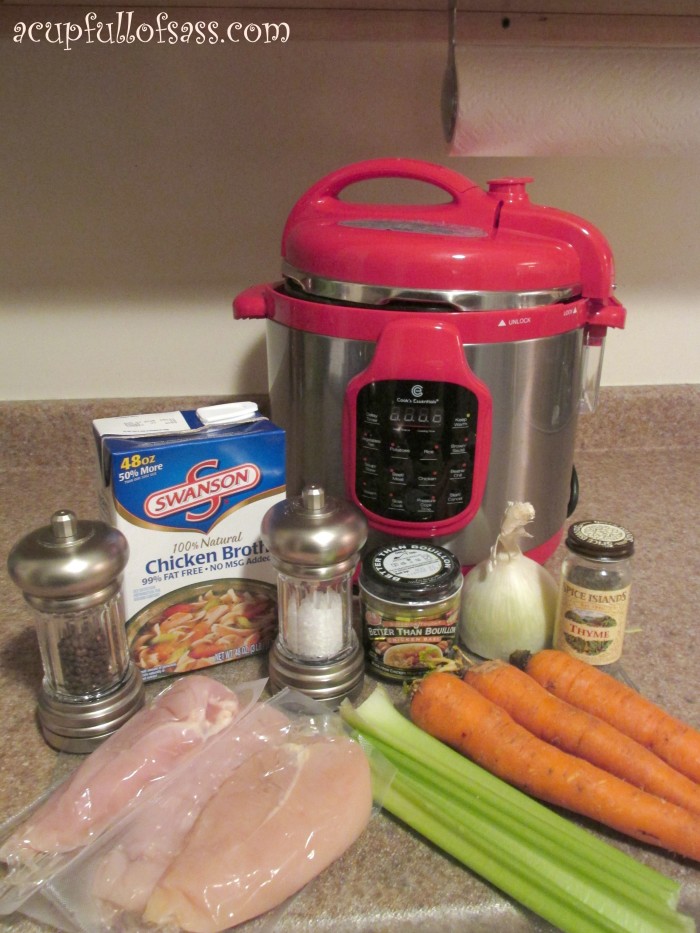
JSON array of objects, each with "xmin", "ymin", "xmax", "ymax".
[
  {"xmin": 261, "ymin": 485, "xmax": 368, "ymax": 707},
  {"xmin": 7, "ymin": 509, "xmax": 145, "ymax": 752}
]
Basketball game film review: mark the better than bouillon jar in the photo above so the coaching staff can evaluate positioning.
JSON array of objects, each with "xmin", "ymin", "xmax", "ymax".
[
  {"xmin": 359, "ymin": 542, "xmax": 462, "ymax": 682},
  {"xmin": 554, "ymin": 520, "xmax": 635, "ymax": 666}
]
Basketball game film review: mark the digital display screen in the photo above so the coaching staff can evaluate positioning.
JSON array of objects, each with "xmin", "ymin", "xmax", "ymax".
[{"xmin": 389, "ymin": 406, "xmax": 443, "ymax": 426}]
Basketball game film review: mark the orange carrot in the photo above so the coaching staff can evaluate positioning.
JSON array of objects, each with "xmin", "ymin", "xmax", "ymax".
[
  {"xmin": 463, "ymin": 659, "xmax": 700, "ymax": 817},
  {"xmin": 410, "ymin": 671, "xmax": 700, "ymax": 862},
  {"xmin": 511, "ymin": 649, "xmax": 700, "ymax": 786}
]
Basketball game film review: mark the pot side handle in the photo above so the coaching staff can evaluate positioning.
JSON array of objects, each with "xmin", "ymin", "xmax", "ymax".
[{"xmin": 233, "ymin": 284, "xmax": 273, "ymax": 320}]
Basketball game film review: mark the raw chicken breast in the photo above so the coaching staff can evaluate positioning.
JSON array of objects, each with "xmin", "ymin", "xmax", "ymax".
[
  {"xmin": 0, "ymin": 676, "xmax": 242, "ymax": 863},
  {"xmin": 143, "ymin": 735, "xmax": 372, "ymax": 932},
  {"xmin": 92, "ymin": 701, "xmax": 290, "ymax": 916}
]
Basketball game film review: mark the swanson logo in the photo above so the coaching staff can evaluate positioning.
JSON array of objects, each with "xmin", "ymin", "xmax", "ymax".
[{"xmin": 144, "ymin": 459, "xmax": 261, "ymax": 522}]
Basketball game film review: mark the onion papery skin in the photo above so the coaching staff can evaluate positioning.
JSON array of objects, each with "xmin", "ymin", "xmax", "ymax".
[{"xmin": 460, "ymin": 553, "xmax": 557, "ymax": 661}]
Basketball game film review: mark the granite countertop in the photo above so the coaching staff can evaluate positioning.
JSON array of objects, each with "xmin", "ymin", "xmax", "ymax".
[{"xmin": 0, "ymin": 386, "xmax": 698, "ymax": 932}]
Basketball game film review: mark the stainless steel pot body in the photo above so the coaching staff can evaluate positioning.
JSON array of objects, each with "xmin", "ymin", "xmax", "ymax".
[{"xmin": 266, "ymin": 319, "xmax": 582, "ymax": 567}]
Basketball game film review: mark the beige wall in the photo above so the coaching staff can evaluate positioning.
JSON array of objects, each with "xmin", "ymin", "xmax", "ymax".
[{"xmin": 2, "ymin": 29, "xmax": 698, "ymax": 400}]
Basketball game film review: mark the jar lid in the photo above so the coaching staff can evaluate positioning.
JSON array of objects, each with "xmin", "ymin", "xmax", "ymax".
[
  {"xmin": 261, "ymin": 485, "xmax": 368, "ymax": 577},
  {"xmin": 7, "ymin": 510, "xmax": 129, "ymax": 607},
  {"xmin": 360, "ymin": 542, "xmax": 462, "ymax": 603},
  {"xmin": 565, "ymin": 520, "xmax": 634, "ymax": 560}
]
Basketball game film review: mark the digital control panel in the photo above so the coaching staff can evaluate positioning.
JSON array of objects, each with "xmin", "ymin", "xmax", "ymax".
[{"xmin": 354, "ymin": 380, "xmax": 479, "ymax": 523}]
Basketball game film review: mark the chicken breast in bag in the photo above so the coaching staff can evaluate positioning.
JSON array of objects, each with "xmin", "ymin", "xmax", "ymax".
[
  {"xmin": 143, "ymin": 733, "xmax": 372, "ymax": 932},
  {"xmin": 1, "ymin": 676, "xmax": 246, "ymax": 864}
]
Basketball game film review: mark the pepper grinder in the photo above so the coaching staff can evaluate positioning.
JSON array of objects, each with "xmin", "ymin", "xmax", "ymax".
[
  {"xmin": 7, "ymin": 510, "xmax": 145, "ymax": 752},
  {"xmin": 261, "ymin": 485, "xmax": 368, "ymax": 707}
]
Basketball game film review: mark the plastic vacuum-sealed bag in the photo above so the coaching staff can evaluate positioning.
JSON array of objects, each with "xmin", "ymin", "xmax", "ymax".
[
  {"xmin": 0, "ymin": 675, "xmax": 267, "ymax": 917},
  {"xmin": 1, "ymin": 682, "xmax": 374, "ymax": 933}
]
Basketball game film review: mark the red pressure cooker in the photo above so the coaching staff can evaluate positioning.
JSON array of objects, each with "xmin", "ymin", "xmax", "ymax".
[{"xmin": 234, "ymin": 159, "xmax": 625, "ymax": 567}]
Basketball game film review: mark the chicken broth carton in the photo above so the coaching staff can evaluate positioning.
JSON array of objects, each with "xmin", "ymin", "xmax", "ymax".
[{"xmin": 93, "ymin": 403, "xmax": 285, "ymax": 681}]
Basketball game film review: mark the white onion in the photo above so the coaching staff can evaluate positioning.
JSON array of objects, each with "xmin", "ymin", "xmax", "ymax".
[{"xmin": 459, "ymin": 502, "xmax": 558, "ymax": 661}]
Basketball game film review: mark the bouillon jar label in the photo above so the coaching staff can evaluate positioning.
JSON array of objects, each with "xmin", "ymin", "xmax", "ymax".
[
  {"xmin": 362, "ymin": 601, "xmax": 460, "ymax": 681},
  {"xmin": 555, "ymin": 578, "xmax": 631, "ymax": 665}
]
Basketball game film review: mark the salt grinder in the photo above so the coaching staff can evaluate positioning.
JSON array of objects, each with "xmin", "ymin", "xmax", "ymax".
[
  {"xmin": 261, "ymin": 485, "xmax": 368, "ymax": 707},
  {"xmin": 7, "ymin": 510, "xmax": 145, "ymax": 752}
]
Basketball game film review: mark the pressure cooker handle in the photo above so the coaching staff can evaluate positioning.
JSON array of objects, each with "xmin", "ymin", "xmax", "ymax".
[
  {"xmin": 301, "ymin": 158, "xmax": 478, "ymax": 202},
  {"xmin": 281, "ymin": 159, "xmax": 497, "ymax": 249}
]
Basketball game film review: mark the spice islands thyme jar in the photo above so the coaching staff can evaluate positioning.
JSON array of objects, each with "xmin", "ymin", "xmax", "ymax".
[
  {"xmin": 554, "ymin": 520, "xmax": 634, "ymax": 666},
  {"xmin": 359, "ymin": 542, "xmax": 462, "ymax": 681}
]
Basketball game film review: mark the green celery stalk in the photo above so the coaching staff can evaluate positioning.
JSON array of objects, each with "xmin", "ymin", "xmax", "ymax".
[
  {"xmin": 380, "ymin": 775, "xmax": 601, "ymax": 933},
  {"xmin": 385, "ymin": 763, "xmax": 689, "ymax": 933},
  {"xmin": 341, "ymin": 687, "xmax": 691, "ymax": 933},
  {"xmin": 341, "ymin": 687, "xmax": 679, "ymax": 905},
  {"xmin": 367, "ymin": 732, "xmax": 675, "ymax": 922}
]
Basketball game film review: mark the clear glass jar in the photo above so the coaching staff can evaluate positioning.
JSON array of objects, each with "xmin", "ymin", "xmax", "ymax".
[
  {"xmin": 554, "ymin": 520, "xmax": 634, "ymax": 665},
  {"xmin": 33, "ymin": 591, "xmax": 131, "ymax": 701},
  {"xmin": 275, "ymin": 569, "xmax": 355, "ymax": 664},
  {"xmin": 360, "ymin": 542, "xmax": 462, "ymax": 681}
]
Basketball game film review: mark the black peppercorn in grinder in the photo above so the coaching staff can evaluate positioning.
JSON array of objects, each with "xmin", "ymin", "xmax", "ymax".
[{"xmin": 7, "ymin": 510, "xmax": 145, "ymax": 752}]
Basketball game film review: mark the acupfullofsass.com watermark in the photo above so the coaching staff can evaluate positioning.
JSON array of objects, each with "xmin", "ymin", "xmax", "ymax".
[{"xmin": 12, "ymin": 11, "xmax": 290, "ymax": 51}]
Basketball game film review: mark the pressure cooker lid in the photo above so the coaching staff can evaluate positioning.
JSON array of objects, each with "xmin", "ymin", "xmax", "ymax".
[{"xmin": 280, "ymin": 160, "xmax": 584, "ymax": 311}]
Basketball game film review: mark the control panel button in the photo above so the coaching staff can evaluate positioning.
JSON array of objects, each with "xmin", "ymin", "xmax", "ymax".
[
  {"xmin": 404, "ymin": 487, "xmax": 438, "ymax": 519},
  {"xmin": 388, "ymin": 438, "xmax": 411, "ymax": 460},
  {"xmin": 360, "ymin": 427, "xmax": 382, "ymax": 451},
  {"xmin": 388, "ymin": 464, "xmax": 411, "ymax": 486},
  {"xmin": 359, "ymin": 477, "xmax": 380, "ymax": 504}
]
